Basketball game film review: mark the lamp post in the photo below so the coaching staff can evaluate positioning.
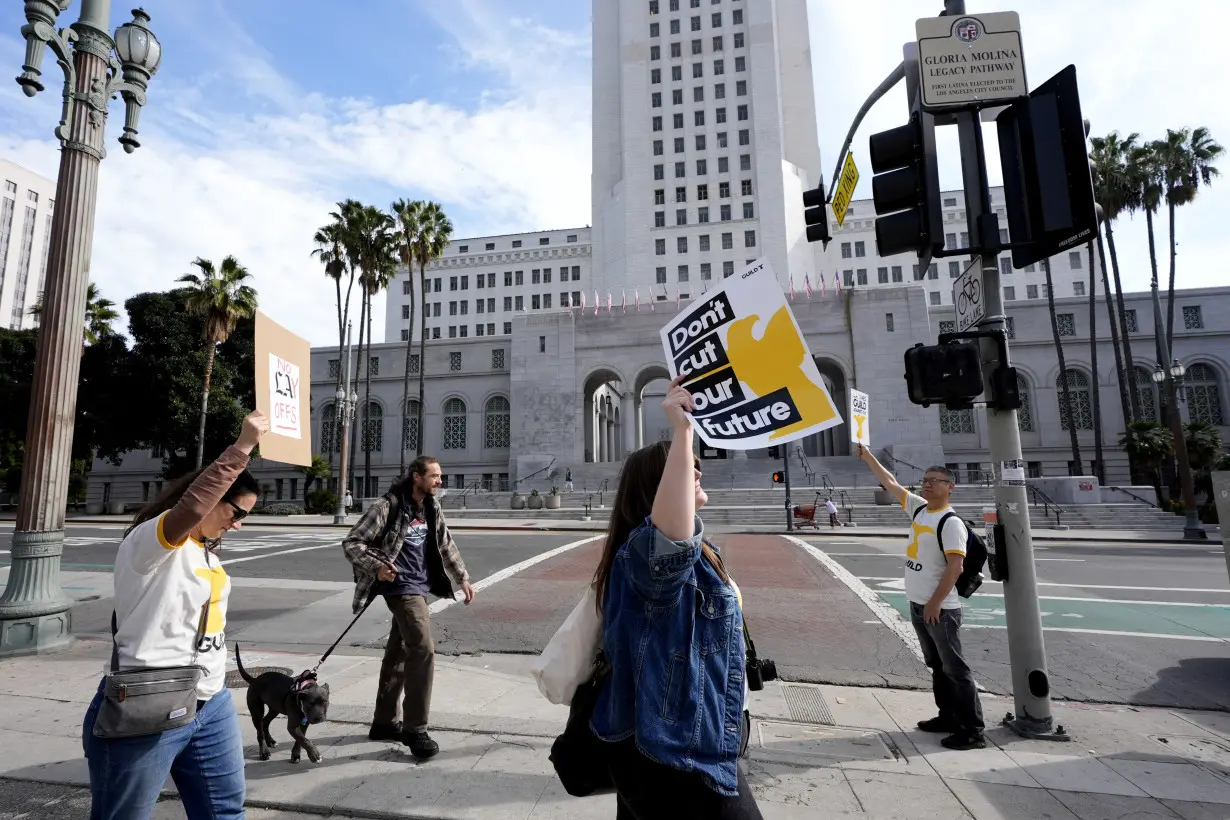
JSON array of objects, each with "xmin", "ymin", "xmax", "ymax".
[
  {"xmin": 1151, "ymin": 358, "xmax": 1205, "ymax": 540},
  {"xmin": 0, "ymin": 2, "xmax": 161, "ymax": 657},
  {"xmin": 333, "ymin": 323, "xmax": 357, "ymax": 525}
]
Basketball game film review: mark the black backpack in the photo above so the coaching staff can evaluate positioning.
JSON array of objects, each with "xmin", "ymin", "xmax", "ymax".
[{"xmin": 910, "ymin": 507, "xmax": 987, "ymax": 598}]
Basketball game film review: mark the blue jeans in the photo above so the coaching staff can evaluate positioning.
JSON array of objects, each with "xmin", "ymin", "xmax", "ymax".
[{"xmin": 82, "ymin": 679, "xmax": 245, "ymax": 820}]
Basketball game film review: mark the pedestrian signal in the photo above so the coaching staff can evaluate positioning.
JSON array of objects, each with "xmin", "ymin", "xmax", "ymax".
[{"xmin": 771, "ymin": 471, "xmax": 785, "ymax": 484}]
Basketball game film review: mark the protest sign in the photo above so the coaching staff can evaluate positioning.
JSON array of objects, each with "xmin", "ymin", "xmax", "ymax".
[
  {"xmin": 849, "ymin": 389, "xmax": 870, "ymax": 446},
  {"xmin": 254, "ymin": 311, "xmax": 312, "ymax": 466},
  {"xmin": 659, "ymin": 258, "xmax": 843, "ymax": 450}
]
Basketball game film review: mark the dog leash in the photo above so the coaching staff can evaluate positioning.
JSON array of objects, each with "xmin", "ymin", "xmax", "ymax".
[{"xmin": 309, "ymin": 589, "xmax": 379, "ymax": 675}]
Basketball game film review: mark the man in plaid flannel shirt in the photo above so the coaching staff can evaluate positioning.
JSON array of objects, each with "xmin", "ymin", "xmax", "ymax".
[{"xmin": 342, "ymin": 456, "xmax": 474, "ymax": 759}]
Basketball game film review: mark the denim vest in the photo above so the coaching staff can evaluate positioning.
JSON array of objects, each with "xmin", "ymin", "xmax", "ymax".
[{"xmin": 589, "ymin": 516, "xmax": 746, "ymax": 797}]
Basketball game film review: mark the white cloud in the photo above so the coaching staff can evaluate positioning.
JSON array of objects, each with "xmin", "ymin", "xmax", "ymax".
[
  {"xmin": 2, "ymin": 0, "xmax": 1225, "ymax": 355},
  {"xmin": 0, "ymin": 1, "xmax": 590, "ymax": 348},
  {"xmin": 808, "ymin": 0, "xmax": 1230, "ymax": 294}
]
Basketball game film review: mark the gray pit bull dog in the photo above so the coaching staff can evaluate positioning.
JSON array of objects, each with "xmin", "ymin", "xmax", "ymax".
[{"xmin": 235, "ymin": 644, "xmax": 331, "ymax": 763}]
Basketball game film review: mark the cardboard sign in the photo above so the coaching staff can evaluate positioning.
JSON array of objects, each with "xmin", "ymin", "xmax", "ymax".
[
  {"xmin": 660, "ymin": 258, "xmax": 843, "ymax": 450},
  {"xmin": 849, "ymin": 389, "xmax": 870, "ymax": 446},
  {"xmin": 254, "ymin": 311, "xmax": 312, "ymax": 465}
]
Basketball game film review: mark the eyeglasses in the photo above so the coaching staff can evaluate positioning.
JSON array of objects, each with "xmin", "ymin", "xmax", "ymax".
[
  {"xmin": 225, "ymin": 499, "xmax": 249, "ymax": 521},
  {"xmin": 920, "ymin": 477, "xmax": 953, "ymax": 487}
]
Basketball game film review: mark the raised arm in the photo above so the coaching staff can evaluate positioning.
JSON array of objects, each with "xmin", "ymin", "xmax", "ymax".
[
  {"xmin": 857, "ymin": 443, "xmax": 906, "ymax": 503},
  {"xmin": 162, "ymin": 412, "xmax": 268, "ymax": 547},
  {"xmin": 650, "ymin": 375, "xmax": 698, "ymax": 541}
]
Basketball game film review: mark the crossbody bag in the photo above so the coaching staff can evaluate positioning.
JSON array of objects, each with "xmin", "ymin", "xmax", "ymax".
[{"xmin": 92, "ymin": 554, "xmax": 214, "ymax": 739}]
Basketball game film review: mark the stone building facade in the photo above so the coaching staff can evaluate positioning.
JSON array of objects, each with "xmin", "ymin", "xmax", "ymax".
[{"xmin": 87, "ymin": 284, "xmax": 1230, "ymax": 506}]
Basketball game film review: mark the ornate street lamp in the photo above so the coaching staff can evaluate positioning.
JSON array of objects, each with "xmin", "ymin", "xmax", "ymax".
[
  {"xmin": 0, "ymin": 2, "xmax": 162, "ymax": 657},
  {"xmin": 334, "ymin": 324, "xmax": 358, "ymax": 525}
]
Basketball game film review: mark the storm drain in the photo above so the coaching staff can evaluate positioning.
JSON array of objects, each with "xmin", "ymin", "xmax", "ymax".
[
  {"xmin": 226, "ymin": 667, "xmax": 292, "ymax": 688},
  {"xmin": 783, "ymin": 683, "xmax": 835, "ymax": 725}
]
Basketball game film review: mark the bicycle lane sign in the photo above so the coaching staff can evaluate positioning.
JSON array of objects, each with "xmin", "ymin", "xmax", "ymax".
[{"xmin": 953, "ymin": 266, "xmax": 984, "ymax": 333}]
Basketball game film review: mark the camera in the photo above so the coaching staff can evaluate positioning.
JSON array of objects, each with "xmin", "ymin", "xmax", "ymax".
[{"xmin": 746, "ymin": 654, "xmax": 778, "ymax": 691}]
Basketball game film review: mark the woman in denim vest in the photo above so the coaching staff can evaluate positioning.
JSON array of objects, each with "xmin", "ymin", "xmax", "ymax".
[{"xmin": 590, "ymin": 376, "xmax": 762, "ymax": 819}]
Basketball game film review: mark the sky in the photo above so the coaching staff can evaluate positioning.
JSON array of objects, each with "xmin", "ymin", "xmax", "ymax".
[{"xmin": 0, "ymin": 0, "xmax": 1225, "ymax": 346}]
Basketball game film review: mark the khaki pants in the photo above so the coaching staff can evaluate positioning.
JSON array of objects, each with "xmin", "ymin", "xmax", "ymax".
[{"xmin": 373, "ymin": 595, "xmax": 435, "ymax": 732}]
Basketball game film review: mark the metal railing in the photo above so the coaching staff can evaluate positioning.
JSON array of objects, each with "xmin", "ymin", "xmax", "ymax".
[
  {"xmin": 1027, "ymin": 485, "xmax": 1065, "ymax": 527},
  {"xmin": 512, "ymin": 457, "xmax": 557, "ymax": 493},
  {"xmin": 1106, "ymin": 486, "xmax": 1160, "ymax": 509},
  {"xmin": 456, "ymin": 479, "xmax": 486, "ymax": 509},
  {"xmin": 820, "ymin": 474, "xmax": 835, "ymax": 494},
  {"xmin": 839, "ymin": 489, "xmax": 854, "ymax": 525},
  {"xmin": 795, "ymin": 446, "xmax": 816, "ymax": 486}
]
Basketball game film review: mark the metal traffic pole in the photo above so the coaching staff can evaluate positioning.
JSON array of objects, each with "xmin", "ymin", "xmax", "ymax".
[
  {"xmin": 782, "ymin": 447, "xmax": 793, "ymax": 532},
  {"xmin": 945, "ymin": 0, "xmax": 1065, "ymax": 740}
]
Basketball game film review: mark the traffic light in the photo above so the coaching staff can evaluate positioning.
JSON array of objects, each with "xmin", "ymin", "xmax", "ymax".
[
  {"xmin": 802, "ymin": 185, "xmax": 831, "ymax": 247},
  {"xmin": 996, "ymin": 65, "xmax": 1098, "ymax": 269},
  {"xmin": 903, "ymin": 341, "xmax": 984, "ymax": 408},
  {"xmin": 869, "ymin": 110, "xmax": 942, "ymax": 258},
  {"xmin": 768, "ymin": 446, "xmax": 780, "ymax": 459},
  {"xmin": 771, "ymin": 471, "xmax": 785, "ymax": 484}
]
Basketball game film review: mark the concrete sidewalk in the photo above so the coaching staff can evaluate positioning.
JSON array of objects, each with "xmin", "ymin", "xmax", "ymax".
[
  {"xmin": 2, "ymin": 639, "xmax": 1230, "ymax": 819},
  {"xmin": 17, "ymin": 512, "xmax": 1218, "ymax": 544}
]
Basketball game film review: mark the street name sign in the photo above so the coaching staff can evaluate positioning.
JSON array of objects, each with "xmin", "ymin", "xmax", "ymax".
[
  {"xmin": 831, "ymin": 151, "xmax": 860, "ymax": 227},
  {"xmin": 953, "ymin": 264, "xmax": 984, "ymax": 333},
  {"xmin": 916, "ymin": 11, "xmax": 1026, "ymax": 109}
]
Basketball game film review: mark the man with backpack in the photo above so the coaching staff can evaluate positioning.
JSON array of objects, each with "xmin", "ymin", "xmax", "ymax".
[
  {"xmin": 342, "ymin": 456, "xmax": 476, "ymax": 760},
  {"xmin": 858, "ymin": 445, "xmax": 986, "ymax": 750}
]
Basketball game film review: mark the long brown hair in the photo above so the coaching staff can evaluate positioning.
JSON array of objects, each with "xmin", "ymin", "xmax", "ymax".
[
  {"xmin": 124, "ymin": 467, "xmax": 260, "ymax": 538},
  {"xmin": 591, "ymin": 440, "xmax": 727, "ymax": 613}
]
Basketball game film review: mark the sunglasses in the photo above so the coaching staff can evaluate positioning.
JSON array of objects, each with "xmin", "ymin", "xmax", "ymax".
[{"xmin": 225, "ymin": 498, "xmax": 249, "ymax": 521}]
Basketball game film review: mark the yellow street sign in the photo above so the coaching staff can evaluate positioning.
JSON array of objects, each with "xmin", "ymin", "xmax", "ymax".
[{"xmin": 831, "ymin": 152, "xmax": 860, "ymax": 227}]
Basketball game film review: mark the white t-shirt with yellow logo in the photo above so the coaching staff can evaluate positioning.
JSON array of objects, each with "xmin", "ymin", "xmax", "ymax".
[
  {"xmin": 106, "ymin": 512, "xmax": 232, "ymax": 699},
  {"xmin": 902, "ymin": 492, "xmax": 968, "ymax": 610}
]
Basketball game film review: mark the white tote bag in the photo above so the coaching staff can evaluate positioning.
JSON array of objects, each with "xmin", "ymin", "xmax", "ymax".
[{"xmin": 532, "ymin": 586, "xmax": 603, "ymax": 705}]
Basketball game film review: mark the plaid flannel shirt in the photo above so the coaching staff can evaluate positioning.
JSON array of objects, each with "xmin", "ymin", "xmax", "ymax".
[{"xmin": 342, "ymin": 494, "xmax": 469, "ymax": 614}]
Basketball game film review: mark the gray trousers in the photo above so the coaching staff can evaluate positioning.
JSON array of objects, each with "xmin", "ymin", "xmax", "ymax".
[{"xmin": 910, "ymin": 602, "xmax": 984, "ymax": 732}]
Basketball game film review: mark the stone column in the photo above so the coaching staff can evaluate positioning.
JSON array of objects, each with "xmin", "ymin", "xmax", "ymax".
[
  {"xmin": 597, "ymin": 406, "xmax": 607, "ymax": 462},
  {"xmin": 621, "ymin": 394, "xmax": 636, "ymax": 458},
  {"xmin": 635, "ymin": 397, "xmax": 644, "ymax": 450},
  {"xmin": 0, "ymin": 17, "xmax": 114, "ymax": 657},
  {"xmin": 606, "ymin": 416, "xmax": 615, "ymax": 464}
]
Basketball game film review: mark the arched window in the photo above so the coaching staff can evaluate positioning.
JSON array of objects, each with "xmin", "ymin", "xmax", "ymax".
[
  {"xmin": 1016, "ymin": 375, "xmax": 1034, "ymax": 432},
  {"xmin": 1186, "ymin": 363, "xmax": 1224, "ymax": 425},
  {"xmin": 485, "ymin": 396, "xmax": 511, "ymax": 449},
  {"xmin": 1057, "ymin": 369, "xmax": 1093, "ymax": 430},
  {"xmin": 403, "ymin": 400, "xmax": 420, "ymax": 451},
  {"xmin": 443, "ymin": 398, "xmax": 467, "ymax": 450},
  {"xmin": 1133, "ymin": 367, "xmax": 1157, "ymax": 421},
  {"xmin": 939, "ymin": 407, "xmax": 975, "ymax": 435},
  {"xmin": 320, "ymin": 405, "xmax": 339, "ymax": 453},
  {"xmin": 361, "ymin": 401, "xmax": 383, "ymax": 452}
]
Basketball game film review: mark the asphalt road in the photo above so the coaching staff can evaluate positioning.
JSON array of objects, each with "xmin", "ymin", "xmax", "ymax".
[
  {"xmin": 0, "ymin": 523, "xmax": 589, "ymax": 657},
  {"xmin": 812, "ymin": 535, "xmax": 1230, "ymax": 710},
  {"xmin": 4, "ymin": 523, "xmax": 1228, "ymax": 711}
]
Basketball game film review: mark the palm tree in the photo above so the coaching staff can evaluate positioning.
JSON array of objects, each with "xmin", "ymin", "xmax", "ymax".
[
  {"xmin": 1086, "ymin": 241, "xmax": 1104, "ymax": 483},
  {"xmin": 1043, "ymin": 258, "xmax": 1082, "ymax": 473},
  {"xmin": 1155, "ymin": 127, "xmax": 1223, "ymax": 354},
  {"xmin": 391, "ymin": 199, "xmax": 424, "ymax": 474},
  {"xmin": 408, "ymin": 201, "xmax": 457, "ymax": 454},
  {"xmin": 1090, "ymin": 132, "xmax": 1142, "ymax": 420},
  {"xmin": 338, "ymin": 203, "xmax": 396, "ymax": 494},
  {"xmin": 312, "ymin": 215, "xmax": 357, "ymax": 469},
  {"xmin": 29, "ymin": 282, "xmax": 120, "ymax": 349},
  {"xmin": 178, "ymin": 256, "xmax": 258, "ymax": 469},
  {"xmin": 1130, "ymin": 141, "xmax": 1167, "ymax": 352},
  {"xmin": 1120, "ymin": 420, "xmax": 1173, "ymax": 505}
]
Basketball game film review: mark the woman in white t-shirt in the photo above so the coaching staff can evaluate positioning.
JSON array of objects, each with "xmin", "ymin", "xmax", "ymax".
[{"xmin": 82, "ymin": 411, "xmax": 268, "ymax": 820}]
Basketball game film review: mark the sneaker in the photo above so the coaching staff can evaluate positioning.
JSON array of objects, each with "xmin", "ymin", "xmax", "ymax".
[
  {"xmin": 916, "ymin": 716, "xmax": 958, "ymax": 734},
  {"xmin": 368, "ymin": 721, "xmax": 403, "ymax": 741},
  {"xmin": 402, "ymin": 730, "xmax": 440, "ymax": 760},
  {"xmin": 940, "ymin": 730, "xmax": 987, "ymax": 751}
]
